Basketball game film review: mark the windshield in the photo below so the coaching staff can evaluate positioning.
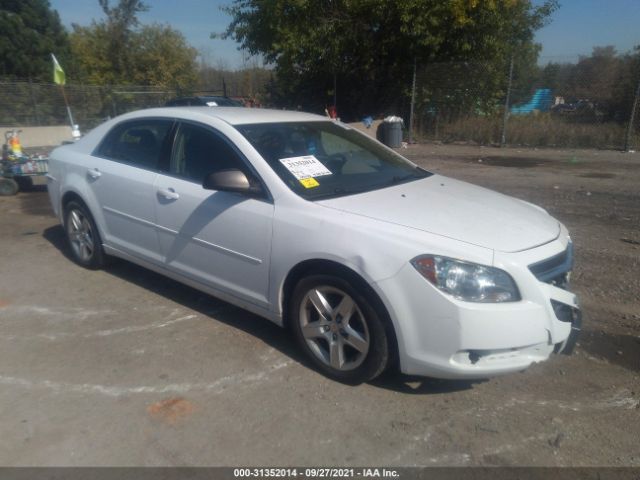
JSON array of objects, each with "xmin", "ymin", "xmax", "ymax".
[{"xmin": 235, "ymin": 121, "xmax": 431, "ymax": 200}]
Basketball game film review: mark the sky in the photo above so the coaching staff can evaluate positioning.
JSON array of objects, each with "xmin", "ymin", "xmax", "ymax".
[
  {"xmin": 534, "ymin": 0, "xmax": 640, "ymax": 63},
  {"xmin": 49, "ymin": 0, "xmax": 246, "ymax": 68},
  {"xmin": 49, "ymin": 0, "xmax": 640, "ymax": 69}
]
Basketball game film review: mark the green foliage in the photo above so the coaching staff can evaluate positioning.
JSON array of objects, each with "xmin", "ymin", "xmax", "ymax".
[
  {"xmin": 132, "ymin": 25, "xmax": 199, "ymax": 89},
  {"xmin": 416, "ymin": 45, "xmax": 640, "ymax": 148},
  {"xmin": 197, "ymin": 64, "xmax": 272, "ymax": 102},
  {"xmin": 539, "ymin": 46, "xmax": 640, "ymax": 121},
  {"xmin": 70, "ymin": 1, "xmax": 198, "ymax": 89},
  {"xmin": 425, "ymin": 112, "xmax": 635, "ymax": 149},
  {"xmin": 0, "ymin": 0, "xmax": 71, "ymax": 80},
  {"xmin": 220, "ymin": 0, "xmax": 557, "ymax": 120},
  {"xmin": 97, "ymin": 0, "xmax": 147, "ymax": 80}
]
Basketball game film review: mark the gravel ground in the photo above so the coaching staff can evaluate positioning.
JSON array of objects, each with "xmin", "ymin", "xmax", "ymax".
[{"xmin": 0, "ymin": 144, "xmax": 638, "ymax": 466}]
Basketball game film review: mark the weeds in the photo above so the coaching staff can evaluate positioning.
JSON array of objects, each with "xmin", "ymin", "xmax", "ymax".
[{"xmin": 418, "ymin": 113, "xmax": 639, "ymax": 149}]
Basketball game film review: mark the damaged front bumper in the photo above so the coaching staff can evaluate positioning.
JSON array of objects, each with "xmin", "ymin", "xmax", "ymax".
[{"xmin": 552, "ymin": 300, "xmax": 582, "ymax": 355}]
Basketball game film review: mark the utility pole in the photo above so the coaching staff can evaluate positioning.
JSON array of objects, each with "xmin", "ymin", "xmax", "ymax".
[
  {"xmin": 409, "ymin": 57, "xmax": 417, "ymax": 144},
  {"xmin": 501, "ymin": 54, "xmax": 514, "ymax": 148},
  {"xmin": 624, "ymin": 71, "xmax": 640, "ymax": 152}
]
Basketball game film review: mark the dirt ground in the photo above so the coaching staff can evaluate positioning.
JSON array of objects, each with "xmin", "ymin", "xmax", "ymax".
[{"xmin": 0, "ymin": 144, "xmax": 638, "ymax": 466}]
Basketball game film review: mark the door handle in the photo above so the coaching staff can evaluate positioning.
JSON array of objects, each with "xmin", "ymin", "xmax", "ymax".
[
  {"xmin": 158, "ymin": 188, "xmax": 180, "ymax": 200},
  {"xmin": 87, "ymin": 168, "xmax": 101, "ymax": 179}
]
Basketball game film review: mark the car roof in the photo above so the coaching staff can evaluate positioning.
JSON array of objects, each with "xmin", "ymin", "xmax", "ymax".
[{"xmin": 131, "ymin": 107, "xmax": 328, "ymax": 126}]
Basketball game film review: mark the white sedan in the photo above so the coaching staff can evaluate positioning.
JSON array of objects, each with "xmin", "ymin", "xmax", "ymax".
[{"xmin": 46, "ymin": 107, "xmax": 581, "ymax": 383}]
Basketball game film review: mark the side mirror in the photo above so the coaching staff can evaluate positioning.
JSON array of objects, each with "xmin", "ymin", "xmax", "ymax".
[{"xmin": 203, "ymin": 169, "xmax": 263, "ymax": 196}]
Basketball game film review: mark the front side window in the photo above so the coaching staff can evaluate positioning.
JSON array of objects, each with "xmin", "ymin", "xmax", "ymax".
[
  {"xmin": 96, "ymin": 119, "xmax": 172, "ymax": 170},
  {"xmin": 235, "ymin": 122, "xmax": 431, "ymax": 200},
  {"xmin": 170, "ymin": 123, "xmax": 247, "ymax": 183}
]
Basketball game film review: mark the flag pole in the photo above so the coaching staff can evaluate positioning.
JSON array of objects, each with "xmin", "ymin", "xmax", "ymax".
[
  {"xmin": 51, "ymin": 53, "xmax": 75, "ymax": 130},
  {"xmin": 59, "ymin": 84, "xmax": 75, "ymax": 128}
]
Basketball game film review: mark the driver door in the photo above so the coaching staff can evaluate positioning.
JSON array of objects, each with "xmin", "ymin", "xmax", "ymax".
[{"xmin": 154, "ymin": 121, "xmax": 274, "ymax": 308}]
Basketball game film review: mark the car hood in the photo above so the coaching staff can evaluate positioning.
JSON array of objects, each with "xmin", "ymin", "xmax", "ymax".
[{"xmin": 317, "ymin": 175, "xmax": 560, "ymax": 253}]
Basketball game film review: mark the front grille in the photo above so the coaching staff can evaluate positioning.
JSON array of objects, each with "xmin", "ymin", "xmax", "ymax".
[{"xmin": 529, "ymin": 242, "xmax": 573, "ymax": 289}]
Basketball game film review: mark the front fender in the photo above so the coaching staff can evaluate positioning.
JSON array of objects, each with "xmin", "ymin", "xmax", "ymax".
[{"xmin": 268, "ymin": 201, "xmax": 493, "ymax": 317}]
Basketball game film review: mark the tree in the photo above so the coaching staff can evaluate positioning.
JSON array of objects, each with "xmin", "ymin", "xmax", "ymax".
[
  {"xmin": 97, "ymin": 0, "xmax": 148, "ymax": 80},
  {"xmin": 539, "ymin": 46, "xmax": 640, "ymax": 122},
  {"xmin": 0, "ymin": 0, "xmax": 70, "ymax": 79},
  {"xmin": 570, "ymin": 46, "xmax": 622, "ymax": 107},
  {"xmin": 220, "ymin": 0, "xmax": 557, "ymax": 120},
  {"xmin": 69, "ymin": 1, "xmax": 198, "ymax": 89},
  {"xmin": 132, "ymin": 24, "xmax": 199, "ymax": 89}
]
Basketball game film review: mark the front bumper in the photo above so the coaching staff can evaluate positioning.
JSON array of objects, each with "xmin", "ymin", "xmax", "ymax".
[
  {"xmin": 552, "ymin": 301, "xmax": 582, "ymax": 355},
  {"xmin": 374, "ymin": 236, "xmax": 580, "ymax": 379}
]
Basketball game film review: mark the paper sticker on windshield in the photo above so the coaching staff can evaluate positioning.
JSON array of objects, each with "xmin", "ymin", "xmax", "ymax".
[
  {"xmin": 300, "ymin": 177, "xmax": 320, "ymax": 189},
  {"xmin": 279, "ymin": 155, "xmax": 332, "ymax": 180}
]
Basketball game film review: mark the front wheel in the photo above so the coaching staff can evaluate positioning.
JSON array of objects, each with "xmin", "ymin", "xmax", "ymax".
[
  {"xmin": 290, "ymin": 274, "xmax": 390, "ymax": 384},
  {"xmin": 64, "ymin": 200, "xmax": 106, "ymax": 269}
]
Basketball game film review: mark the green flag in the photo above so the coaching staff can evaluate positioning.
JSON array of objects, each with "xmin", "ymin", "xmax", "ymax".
[{"xmin": 51, "ymin": 53, "xmax": 66, "ymax": 86}]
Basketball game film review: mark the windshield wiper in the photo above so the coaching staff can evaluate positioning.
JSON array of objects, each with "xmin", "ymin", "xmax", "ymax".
[
  {"xmin": 309, "ymin": 170, "xmax": 430, "ymax": 201},
  {"xmin": 310, "ymin": 187, "xmax": 357, "ymax": 200},
  {"xmin": 386, "ymin": 170, "xmax": 427, "ymax": 186}
]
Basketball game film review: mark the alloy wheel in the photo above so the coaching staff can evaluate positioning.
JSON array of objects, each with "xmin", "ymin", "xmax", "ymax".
[
  {"xmin": 67, "ymin": 209, "xmax": 95, "ymax": 262},
  {"xmin": 298, "ymin": 285, "xmax": 370, "ymax": 371}
]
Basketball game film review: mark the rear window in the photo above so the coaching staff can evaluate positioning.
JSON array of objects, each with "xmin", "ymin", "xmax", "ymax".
[{"xmin": 95, "ymin": 119, "xmax": 173, "ymax": 170}]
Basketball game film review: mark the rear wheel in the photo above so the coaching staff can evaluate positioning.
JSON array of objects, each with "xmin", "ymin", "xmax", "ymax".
[
  {"xmin": 64, "ymin": 200, "xmax": 106, "ymax": 269},
  {"xmin": 0, "ymin": 178, "xmax": 18, "ymax": 196},
  {"xmin": 290, "ymin": 274, "xmax": 390, "ymax": 384}
]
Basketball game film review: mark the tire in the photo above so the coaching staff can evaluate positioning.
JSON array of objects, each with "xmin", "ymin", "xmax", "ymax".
[
  {"xmin": 0, "ymin": 178, "xmax": 19, "ymax": 196},
  {"xmin": 290, "ymin": 274, "xmax": 390, "ymax": 384},
  {"xmin": 63, "ymin": 200, "xmax": 107, "ymax": 269}
]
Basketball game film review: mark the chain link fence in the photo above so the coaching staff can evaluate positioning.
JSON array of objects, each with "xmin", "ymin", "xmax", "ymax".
[
  {"xmin": 409, "ymin": 54, "xmax": 640, "ymax": 151},
  {"xmin": 2, "ymin": 53, "xmax": 640, "ymax": 151},
  {"xmin": 0, "ymin": 80, "xmax": 176, "ymax": 130}
]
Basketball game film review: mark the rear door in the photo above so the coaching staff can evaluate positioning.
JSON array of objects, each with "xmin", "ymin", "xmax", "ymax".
[
  {"xmin": 90, "ymin": 118, "xmax": 174, "ymax": 263},
  {"xmin": 154, "ymin": 121, "xmax": 274, "ymax": 308}
]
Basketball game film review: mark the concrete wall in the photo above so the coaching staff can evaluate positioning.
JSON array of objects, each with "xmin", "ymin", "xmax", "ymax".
[
  {"xmin": 12, "ymin": 126, "xmax": 74, "ymax": 148},
  {"xmin": 347, "ymin": 120, "xmax": 382, "ymax": 139}
]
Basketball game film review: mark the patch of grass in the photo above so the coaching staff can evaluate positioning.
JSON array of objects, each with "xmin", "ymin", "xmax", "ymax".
[{"xmin": 418, "ymin": 113, "xmax": 639, "ymax": 150}]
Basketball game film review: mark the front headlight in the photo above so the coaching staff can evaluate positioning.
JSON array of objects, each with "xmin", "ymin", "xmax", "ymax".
[{"xmin": 410, "ymin": 255, "xmax": 520, "ymax": 303}]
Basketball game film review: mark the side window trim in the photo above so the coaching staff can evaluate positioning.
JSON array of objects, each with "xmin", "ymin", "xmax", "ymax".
[
  {"xmin": 158, "ymin": 120, "xmax": 179, "ymax": 173},
  {"xmin": 163, "ymin": 120, "xmax": 272, "ymax": 202},
  {"xmin": 92, "ymin": 117, "xmax": 176, "ymax": 173}
]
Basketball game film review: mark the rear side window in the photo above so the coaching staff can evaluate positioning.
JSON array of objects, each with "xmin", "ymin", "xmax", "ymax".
[{"xmin": 96, "ymin": 119, "xmax": 173, "ymax": 170}]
